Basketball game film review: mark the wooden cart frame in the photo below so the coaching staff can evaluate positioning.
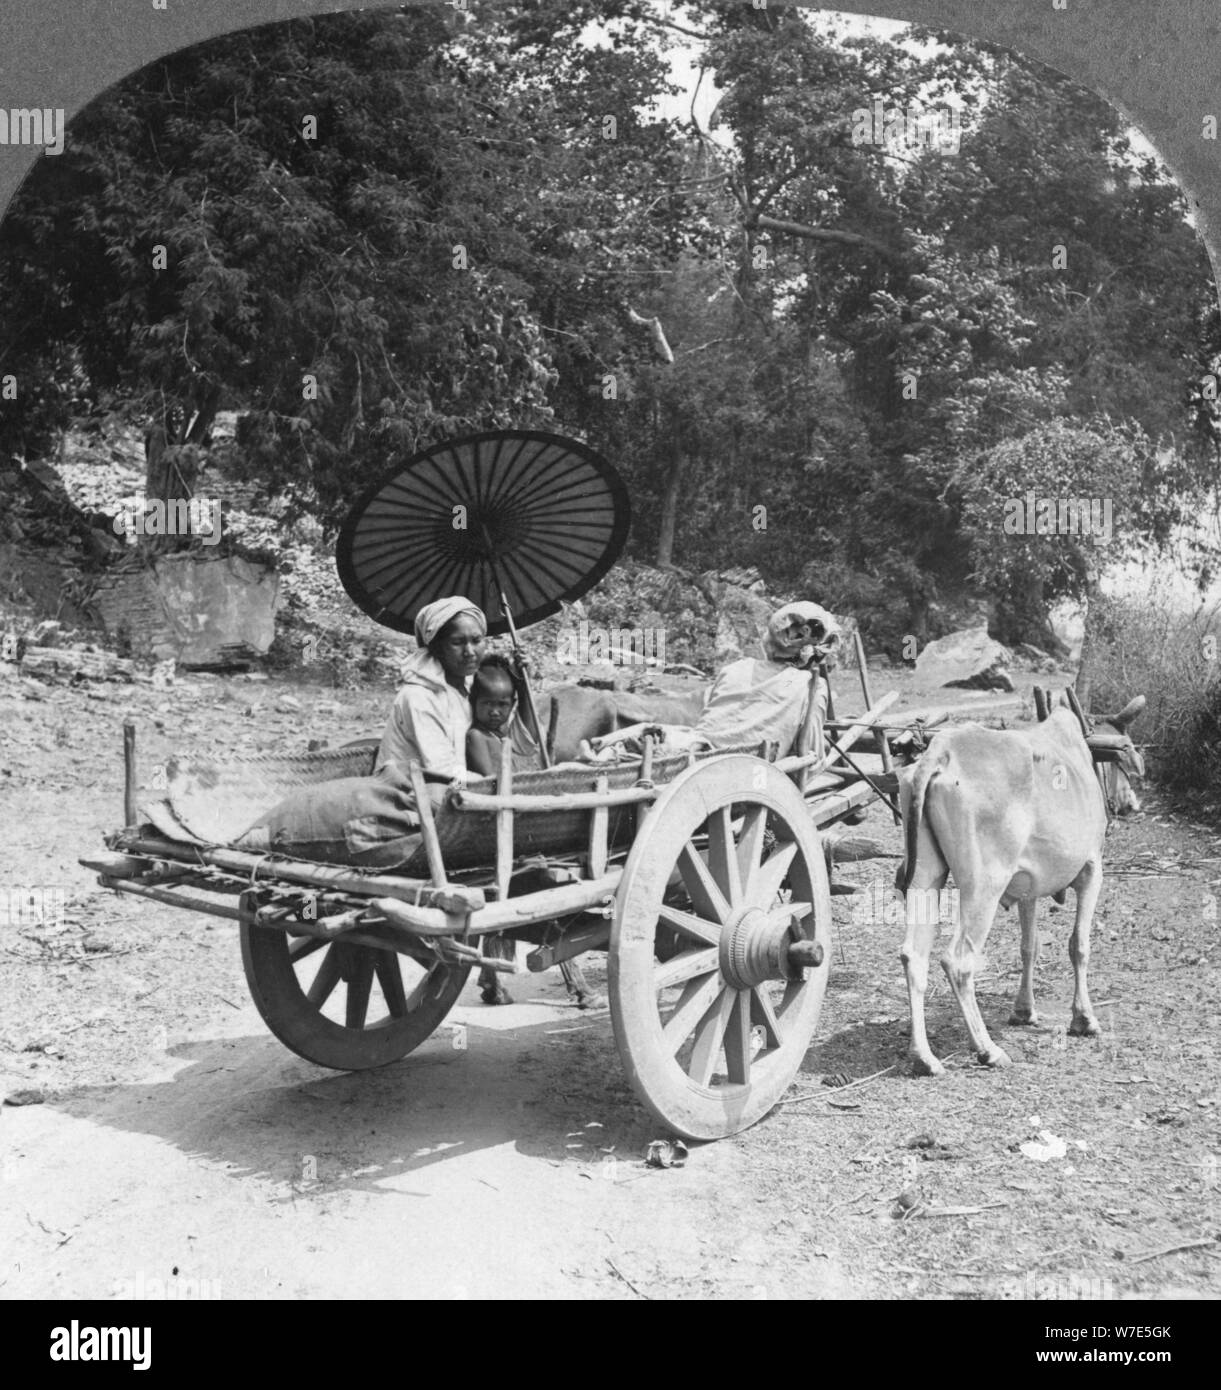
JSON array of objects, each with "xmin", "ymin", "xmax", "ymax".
[{"xmin": 84, "ymin": 696, "xmax": 896, "ymax": 1142}]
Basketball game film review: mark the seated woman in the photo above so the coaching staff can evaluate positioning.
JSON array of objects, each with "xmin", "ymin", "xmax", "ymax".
[
  {"xmin": 376, "ymin": 597, "xmax": 539, "ymax": 804},
  {"xmin": 580, "ymin": 601, "xmax": 842, "ymax": 763}
]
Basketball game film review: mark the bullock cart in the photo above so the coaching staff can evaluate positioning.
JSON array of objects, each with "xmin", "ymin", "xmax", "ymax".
[{"xmin": 82, "ymin": 695, "xmax": 897, "ymax": 1142}]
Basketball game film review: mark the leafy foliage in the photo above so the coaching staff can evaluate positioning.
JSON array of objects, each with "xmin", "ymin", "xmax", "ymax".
[{"xmin": 0, "ymin": 1, "xmax": 1216, "ymax": 648}]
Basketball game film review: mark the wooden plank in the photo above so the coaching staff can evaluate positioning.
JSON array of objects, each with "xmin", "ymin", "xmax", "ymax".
[
  {"xmin": 805, "ymin": 781, "xmax": 875, "ymax": 827},
  {"xmin": 526, "ymin": 919, "xmax": 612, "ymax": 971}
]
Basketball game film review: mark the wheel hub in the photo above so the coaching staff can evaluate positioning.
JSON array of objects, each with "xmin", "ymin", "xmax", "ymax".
[{"xmin": 720, "ymin": 907, "xmax": 821, "ymax": 990}]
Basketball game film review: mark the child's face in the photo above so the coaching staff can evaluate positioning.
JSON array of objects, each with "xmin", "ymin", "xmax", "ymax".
[{"xmin": 473, "ymin": 673, "xmax": 514, "ymax": 731}]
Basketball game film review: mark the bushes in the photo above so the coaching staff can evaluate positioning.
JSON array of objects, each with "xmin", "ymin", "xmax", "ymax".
[{"xmin": 1081, "ymin": 588, "xmax": 1221, "ymax": 795}]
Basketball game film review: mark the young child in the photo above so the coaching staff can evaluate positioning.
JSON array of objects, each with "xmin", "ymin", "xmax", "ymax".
[{"xmin": 465, "ymin": 653, "xmax": 522, "ymax": 776}]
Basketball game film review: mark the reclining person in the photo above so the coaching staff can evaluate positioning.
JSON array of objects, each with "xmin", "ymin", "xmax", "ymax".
[{"xmin": 580, "ymin": 602, "xmax": 842, "ymax": 763}]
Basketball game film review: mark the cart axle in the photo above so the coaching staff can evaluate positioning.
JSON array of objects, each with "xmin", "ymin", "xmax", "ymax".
[{"xmin": 719, "ymin": 906, "xmax": 824, "ymax": 991}]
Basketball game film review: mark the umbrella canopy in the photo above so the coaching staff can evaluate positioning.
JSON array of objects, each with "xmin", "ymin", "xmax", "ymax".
[{"xmin": 336, "ymin": 430, "xmax": 631, "ymax": 638}]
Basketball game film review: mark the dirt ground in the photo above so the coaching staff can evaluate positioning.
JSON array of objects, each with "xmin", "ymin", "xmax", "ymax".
[{"xmin": 1, "ymin": 661, "xmax": 1218, "ymax": 1301}]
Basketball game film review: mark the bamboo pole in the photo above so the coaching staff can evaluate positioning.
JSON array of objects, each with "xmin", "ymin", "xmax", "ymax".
[
  {"xmin": 408, "ymin": 760, "xmax": 449, "ymax": 887},
  {"xmin": 450, "ymin": 783, "xmax": 658, "ymax": 814},
  {"xmin": 792, "ymin": 668, "xmax": 826, "ymax": 793},
  {"xmin": 467, "ymin": 871, "xmax": 623, "ymax": 932},
  {"xmin": 123, "ymin": 721, "xmax": 137, "ymax": 827},
  {"xmin": 635, "ymin": 735, "xmax": 655, "ymax": 834},
  {"xmin": 824, "ymin": 691, "xmax": 900, "ymax": 763},
  {"xmin": 853, "ymin": 631, "xmax": 898, "ymax": 825},
  {"xmin": 589, "ymin": 774, "xmax": 609, "ymax": 877},
  {"xmin": 116, "ymin": 835, "xmax": 484, "ymax": 917},
  {"xmin": 495, "ymin": 737, "xmax": 514, "ymax": 900}
]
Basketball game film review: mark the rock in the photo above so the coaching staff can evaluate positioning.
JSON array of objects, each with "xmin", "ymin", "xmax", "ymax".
[
  {"xmin": 92, "ymin": 554, "xmax": 279, "ymax": 666},
  {"xmin": 20, "ymin": 645, "xmax": 135, "ymax": 683},
  {"xmin": 915, "ymin": 626, "xmax": 1015, "ymax": 692},
  {"xmin": 29, "ymin": 620, "xmax": 62, "ymax": 646},
  {"xmin": 1014, "ymin": 642, "xmax": 1057, "ymax": 673},
  {"xmin": 3, "ymin": 1086, "xmax": 49, "ymax": 1106},
  {"xmin": 275, "ymin": 695, "xmax": 302, "ymax": 713}
]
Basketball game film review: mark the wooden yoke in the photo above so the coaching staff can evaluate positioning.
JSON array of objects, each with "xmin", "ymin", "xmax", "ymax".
[{"xmin": 1064, "ymin": 685, "xmax": 1113, "ymax": 812}]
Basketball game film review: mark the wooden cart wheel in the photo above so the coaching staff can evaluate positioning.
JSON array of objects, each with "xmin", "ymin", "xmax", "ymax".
[
  {"xmin": 610, "ymin": 755, "xmax": 832, "ymax": 1141},
  {"xmin": 240, "ymin": 924, "xmax": 470, "ymax": 1071}
]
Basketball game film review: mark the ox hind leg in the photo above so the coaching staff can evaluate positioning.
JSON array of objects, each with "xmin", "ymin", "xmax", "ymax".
[
  {"xmin": 479, "ymin": 934, "xmax": 517, "ymax": 1005},
  {"xmin": 1008, "ymin": 898, "xmax": 1040, "ymax": 1025},
  {"xmin": 1067, "ymin": 854, "xmax": 1104, "ymax": 1037},
  {"xmin": 899, "ymin": 858, "xmax": 950, "ymax": 1077},
  {"xmin": 941, "ymin": 883, "xmax": 1011, "ymax": 1068},
  {"xmin": 559, "ymin": 959, "xmax": 607, "ymax": 1010}
]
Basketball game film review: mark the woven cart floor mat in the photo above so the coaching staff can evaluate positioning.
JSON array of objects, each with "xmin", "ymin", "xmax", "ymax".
[{"xmin": 150, "ymin": 744, "xmax": 379, "ymax": 845}]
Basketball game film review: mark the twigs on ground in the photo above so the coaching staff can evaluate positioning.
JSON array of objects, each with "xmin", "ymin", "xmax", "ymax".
[
  {"xmin": 606, "ymin": 1257, "xmax": 650, "ymax": 1299},
  {"xmin": 1129, "ymin": 1237, "xmax": 1217, "ymax": 1264},
  {"xmin": 779, "ymin": 1063, "xmax": 897, "ymax": 1108}
]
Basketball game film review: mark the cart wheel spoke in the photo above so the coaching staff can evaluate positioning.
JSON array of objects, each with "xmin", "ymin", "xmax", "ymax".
[
  {"xmin": 306, "ymin": 946, "xmax": 343, "ymax": 1008},
  {"xmin": 768, "ymin": 900, "xmax": 811, "ymax": 927},
  {"xmin": 706, "ymin": 806, "xmax": 741, "ymax": 905},
  {"xmin": 723, "ymin": 992, "xmax": 754, "ymax": 1085},
  {"xmin": 750, "ymin": 987, "xmax": 784, "ymax": 1050},
  {"xmin": 658, "ymin": 902, "xmax": 721, "ymax": 947},
  {"xmin": 663, "ymin": 972, "xmax": 725, "ymax": 1054},
  {"xmin": 760, "ymin": 839, "xmax": 798, "ymax": 888},
  {"xmin": 677, "ymin": 843, "xmax": 731, "ymax": 924},
  {"xmin": 345, "ymin": 953, "xmax": 375, "ymax": 1029},
  {"xmin": 375, "ymin": 952, "xmax": 409, "ymax": 1019},
  {"xmin": 289, "ymin": 934, "xmax": 330, "ymax": 963},
  {"xmin": 688, "ymin": 987, "xmax": 736, "ymax": 1086},
  {"xmin": 242, "ymin": 928, "xmax": 470, "ymax": 1073},
  {"xmin": 736, "ymin": 805, "xmax": 769, "ymax": 898},
  {"xmin": 654, "ymin": 946, "xmax": 720, "ymax": 992}
]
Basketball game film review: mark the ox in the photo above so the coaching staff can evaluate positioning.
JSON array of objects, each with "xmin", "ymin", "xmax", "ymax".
[{"xmin": 895, "ymin": 692, "xmax": 1145, "ymax": 1075}]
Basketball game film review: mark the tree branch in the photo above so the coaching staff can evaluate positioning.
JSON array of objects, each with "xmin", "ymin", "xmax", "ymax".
[
  {"xmin": 627, "ymin": 307, "xmax": 675, "ymax": 364},
  {"xmin": 750, "ymin": 213, "xmax": 904, "ymax": 262}
]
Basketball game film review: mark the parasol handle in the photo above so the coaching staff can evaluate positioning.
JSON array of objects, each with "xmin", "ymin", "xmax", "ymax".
[
  {"xmin": 498, "ymin": 590, "xmax": 551, "ymax": 771},
  {"xmin": 480, "ymin": 523, "xmax": 551, "ymax": 769}
]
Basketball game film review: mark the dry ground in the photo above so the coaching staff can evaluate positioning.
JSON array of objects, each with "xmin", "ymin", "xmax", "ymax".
[{"xmin": 1, "ymin": 662, "xmax": 1218, "ymax": 1300}]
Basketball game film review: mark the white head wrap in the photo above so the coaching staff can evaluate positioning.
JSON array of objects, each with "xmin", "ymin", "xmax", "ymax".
[
  {"xmin": 413, "ymin": 596, "xmax": 487, "ymax": 649},
  {"xmin": 763, "ymin": 601, "xmax": 842, "ymax": 664}
]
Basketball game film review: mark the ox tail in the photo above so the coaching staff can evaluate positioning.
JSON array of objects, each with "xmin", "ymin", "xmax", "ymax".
[{"xmin": 898, "ymin": 755, "xmax": 941, "ymax": 894}]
